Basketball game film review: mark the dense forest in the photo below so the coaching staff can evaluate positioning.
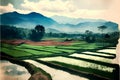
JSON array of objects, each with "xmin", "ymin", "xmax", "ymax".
[{"xmin": 0, "ymin": 25, "xmax": 45, "ymax": 41}]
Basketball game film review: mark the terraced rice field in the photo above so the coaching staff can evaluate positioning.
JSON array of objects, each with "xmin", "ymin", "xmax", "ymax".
[
  {"xmin": 1, "ymin": 42, "xmax": 118, "ymax": 80},
  {"xmin": 39, "ymin": 56, "xmax": 114, "ymax": 72},
  {"xmin": 70, "ymin": 52, "xmax": 113, "ymax": 63},
  {"xmin": 97, "ymin": 49, "xmax": 116, "ymax": 54},
  {"xmin": 36, "ymin": 47, "xmax": 117, "ymax": 80}
]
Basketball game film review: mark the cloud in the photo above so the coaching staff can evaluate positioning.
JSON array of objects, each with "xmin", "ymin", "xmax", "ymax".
[
  {"xmin": 28, "ymin": 0, "xmax": 40, "ymax": 2},
  {"xmin": 0, "ymin": 3, "xmax": 30, "ymax": 14},
  {"xmin": 0, "ymin": 3, "xmax": 14, "ymax": 13},
  {"xmin": 18, "ymin": 0, "xmax": 113, "ymax": 16},
  {"xmin": 0, "ymin": 0, "xmax": 14, "ymax": 6},
  {"xmin": 0, "ymin": 0, "xmax": 24, "ymax": 9},
  {"xmin": 18, "ymin": 0, "xmax": 75, "ymax": 15},
  {"xmin": 0, "ymin": 0, "xmax": 111, "ymax": 14},
  {"xmin": 71, "ymin": 0, "xmax": 112, "ymax": 10}
]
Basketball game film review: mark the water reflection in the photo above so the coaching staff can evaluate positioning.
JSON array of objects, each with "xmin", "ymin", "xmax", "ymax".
[{"xmin": 0, "ymin": 60, "xmax": 31, "ymax": 80}]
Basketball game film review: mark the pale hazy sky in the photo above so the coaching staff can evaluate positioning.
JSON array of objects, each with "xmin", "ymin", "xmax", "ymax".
[{"xmin": 0, "ymin": 0, "xmax": 120, "ymax": 28}]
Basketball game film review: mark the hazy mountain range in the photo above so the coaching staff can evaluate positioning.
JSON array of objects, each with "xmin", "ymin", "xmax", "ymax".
[
  {"xmin": 51, "ymin": 15, "xmax": 106, "ymax": 24},
  {"xmin": 0, "ymin": 11, "xmax": 119, "ymax": 33},
  {"xmin": 0, "ymin": 11, "xmax": 57, "ymax": 28}
]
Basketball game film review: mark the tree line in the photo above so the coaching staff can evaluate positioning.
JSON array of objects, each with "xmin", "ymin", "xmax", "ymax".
[
  {"xmin": 1, "ymin": 25, "xmax": 119, "ymax": 45},
  {"xmin": 0, "ymin": 25, "xmax": 45, "ymax": 41}
]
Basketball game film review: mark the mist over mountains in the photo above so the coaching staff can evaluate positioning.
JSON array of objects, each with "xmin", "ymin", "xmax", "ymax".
[
  {"xmin": 51, "ymin": 15, "xmax": 106, "ymax": 24},
  {"xmin": 0, "ymin": 11, "xmax": 119, "ymax": 33}
]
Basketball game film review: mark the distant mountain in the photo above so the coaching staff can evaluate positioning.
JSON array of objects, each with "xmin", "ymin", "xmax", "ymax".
[
  {"xmin": 51, "ymin": 15, "xmax": 106, "ymax": 24},
  {"xmin": 46, "ymin": 28, "xmax": 61, "ymax": 33},
  {"xmin": 51, "ymin": 15, "xmax": 119, "ymax": 33},
  {"xmin": 0, "ymin": 11, "xmax": 57, "ymax": 28},
  {"xmin": 54, "ymin": 21, "xmax": 118, "ymax": 33},
  {"xmin": 0, "ymin": 12, "xmax": 119, "ymax": 33}
]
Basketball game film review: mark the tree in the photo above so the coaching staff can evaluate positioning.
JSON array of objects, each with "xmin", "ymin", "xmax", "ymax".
[
  {"xmin": 105, "ymin": 34, "xmax": 110, "ymax": 38},
  {"xmin": 98, "ymin": 25, "xmax": 107, "ymax": 46},
  {"xmin": 0, "ymin": 25, "xmax": 22, "ymax": 39},
  {"xmin": 85, "ymin": 30, "xmax": 95, "ymax": 43},
  {"xmin": 98, "ymin": 25, "xmax": 107, "ymax": 34},
  {"xmin": 30, "ymin": 25, "xmax": 45, "ymax": 41}
]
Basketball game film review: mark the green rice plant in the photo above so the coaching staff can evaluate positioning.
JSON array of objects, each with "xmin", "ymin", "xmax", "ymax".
[
  {"xmin": 71, "ymin": 41, "xmax": 87, "ymax": 45},
  {"xmin": 18, "ymin": 44, "xmax": 75, "ymax": 54},
  {"xmin": 49, "ymin": 61, "xmax": 115, "ymax": 80},
  {"xmin": 39, "ymin": 56, "xmax": 114, "ymax": 72},
  {"xmin": 19, "ymin": 48, "xmax": 53, "ymax": 56},
  {"xmin": 1, "ymin": 47, "xmax": 32, "ymax": 57}
]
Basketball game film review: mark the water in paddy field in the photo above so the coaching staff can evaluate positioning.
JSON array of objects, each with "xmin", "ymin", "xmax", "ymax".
[
  {"xmin": 24, "ymin": 60, "xmax": 89, "ymax": 80},
  {"xmin": 97, "ymin": 48, "xmax": 116, "ymax": 54},
  {"xmin": 0, "ymin": 60, "xmax": 31, "ymax": 80}
]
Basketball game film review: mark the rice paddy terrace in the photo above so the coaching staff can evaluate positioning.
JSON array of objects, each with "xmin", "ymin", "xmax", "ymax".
[{"xmin": 1, "ymin": 40, "xmax": 119, "ymax": 80}]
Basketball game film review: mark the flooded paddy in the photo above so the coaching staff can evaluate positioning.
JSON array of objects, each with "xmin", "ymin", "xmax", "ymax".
[
  {"xmin": 70, "ymin": 53, "xmax": 112, "ymax": 63},
  {"xmin": 25, "ymin": 60, "xmax": 89, "ymax": 80},
  {"xmin": 0, "ymin": 60, "xmax": 31, "ymax": 80},
  {"xmin": 39, "ymin": 56, "xmax": 114, "ymax": 72},
  {"xmin": 97, "ymin": 49, "xmax": 116, "ymax": 54}
]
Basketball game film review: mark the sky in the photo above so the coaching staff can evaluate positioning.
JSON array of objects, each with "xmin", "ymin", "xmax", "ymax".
[{"xmin": 0, "ymin": 0, "xmax": 120, "ymax": 29}]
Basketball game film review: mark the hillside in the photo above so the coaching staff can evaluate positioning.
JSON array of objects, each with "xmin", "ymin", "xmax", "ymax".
[
  {"xmin": 0, "ymin": 11, "xmax": 119, "ymax": 33},
  {"xmin": 0, "ymin": 11, "xmax": 57, "ymax": 28}
]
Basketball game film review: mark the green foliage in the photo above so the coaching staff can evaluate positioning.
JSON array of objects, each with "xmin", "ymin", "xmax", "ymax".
[
  {"xmin": 0, "ymin": 25, "xmax": 22, "ymax": 39},
  {"xmin": 96, "ymin": 31, "xmax": 119, "ymax": 46},
  {"xmin": 85, "ymin": 30, "xmax": 96, "ymax": 43},
  {"xmin": 29, "ymin": 25, "xmax": 45, "ymax": 41},
  {"xmin": 1, "ymin": 47, "xmax": 32, "ymax": 57},
  {"xmin": 0, "ymin": 25, "xmax": 31, "ymax": 39},
  {"xmin": 1, "ymin": 40, "xmax": 104, "ymax": 58},
  {"xmin": 0, "ymin": 25, "xmax": 45, "ymax": 41}
]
